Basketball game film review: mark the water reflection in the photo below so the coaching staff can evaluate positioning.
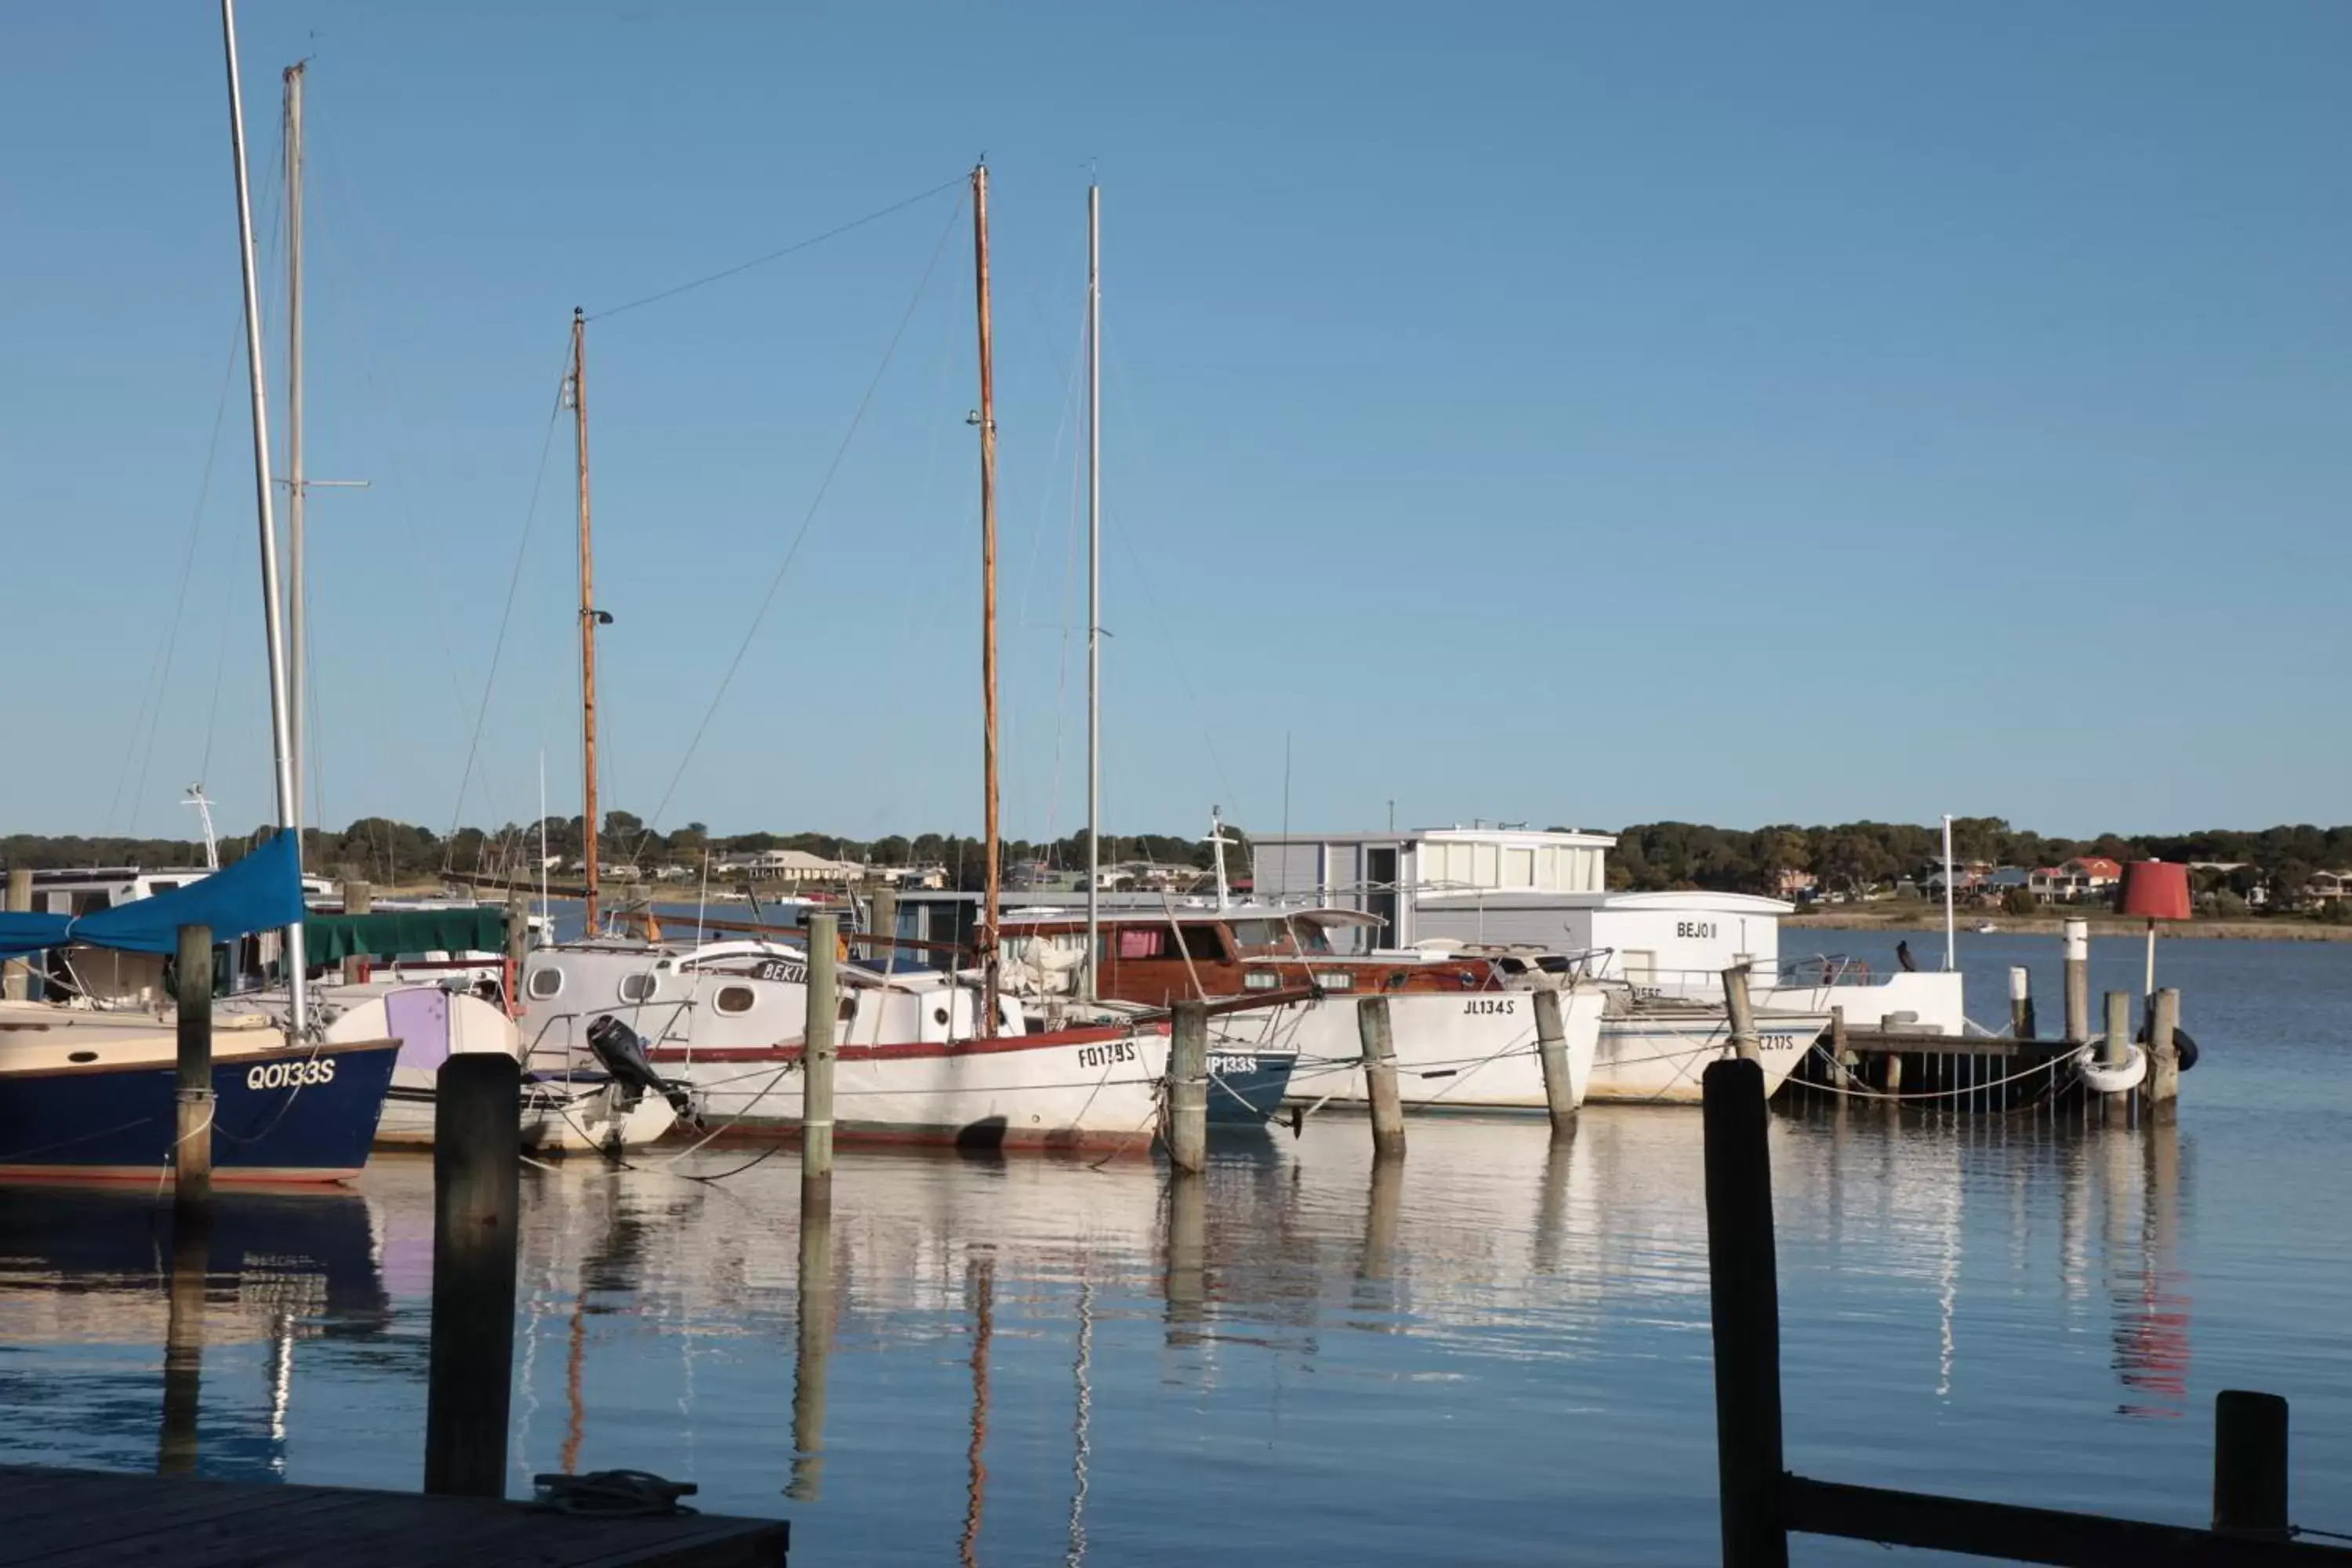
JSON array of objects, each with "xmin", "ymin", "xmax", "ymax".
[
  {"xmin": 0, "ymin": 1185, "xmax": 383, "ymax": 1479},
  {"xmin": 0, "ymin": 1092, "xmax": 2252, "ymax": 1560}
]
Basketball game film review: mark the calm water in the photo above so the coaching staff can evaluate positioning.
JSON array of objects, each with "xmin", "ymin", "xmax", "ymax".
[{"xmin": 2, "ymin": 931, "xmax": 2347, "ymax": 1563}]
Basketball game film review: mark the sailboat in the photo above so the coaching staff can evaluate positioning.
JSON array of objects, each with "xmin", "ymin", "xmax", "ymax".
[
  {"xmin": 521, "ymin": 165, "xmax": 1168, "ymax": 1150},
  {"xmin": 0, "ymin": 2, "xmax": 397, "ymax": 1181}
]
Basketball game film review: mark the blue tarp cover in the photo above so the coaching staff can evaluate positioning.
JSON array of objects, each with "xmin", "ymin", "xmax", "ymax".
[{"xmin": 0, "ymin": 832, "xmax": 305, "ymax": 960}]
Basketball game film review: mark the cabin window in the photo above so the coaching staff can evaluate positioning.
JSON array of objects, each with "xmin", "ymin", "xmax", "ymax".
[
  {"xmin": 525, "ymin": 967, "xmax": 564, "ymax": 1000},
  {"xmin": 618, "ymin": 973, "xmax": 657, "ymax": 1004},
  {"xmin": 1286, "ymin": 918, "xmax": 1334, "ymax": 954},
  {"xmin": 147, "ymin": 880, "xmax": 181, "ymax": 895},
  {"xmin": 714, "ymin": 985, "xmax": 756, "ymax": 1015},
  {"xmin": 1116, "ymin": 927, "xmax": 1165, "ymax": 960},
  {"xmin": 1227, "ymin": 919, "xmax": 1283, "ymax": 950},
  {"xmin": 1173, "ymin": 924, "xmax": 1228, "ymax": 961}
]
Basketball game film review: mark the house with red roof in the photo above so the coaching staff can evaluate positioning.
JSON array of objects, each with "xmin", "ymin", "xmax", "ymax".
[{"xmin": 2029, "ymin": 856, "xmax": 2125, "ymax": 904}]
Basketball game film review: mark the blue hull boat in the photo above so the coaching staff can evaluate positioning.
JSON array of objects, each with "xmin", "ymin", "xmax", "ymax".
[
  {"xmin": 0, "ymin": 1032, "xmax": 399, "ymax": 1185},
  {"xmin": 1207, "ymin": 1047, "xmax": 1298, "ymax": 1127}
]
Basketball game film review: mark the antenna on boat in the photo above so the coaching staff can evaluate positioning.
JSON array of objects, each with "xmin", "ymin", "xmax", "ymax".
[
  {"xmin": 183, "ymin": 786, "xmax": 221, "ymax": 872},
  {"xmin": 971, "ymin": 162, "xmax": 1001, "ymax": 1035},
  {"xmin": 569, "ymin": 308, "xmax": 604, "ymax": 938},
  {"xmin": 1209, "ymin": 807, "xmax": 1234, "ymax": 913},
  {"xmin": 1083, "ymin": 177, "xmax": 1102, "ymax": 1004},
  {"xmin": 220, "ymin": 0, "xmax": 307, "ymax": 1033}
]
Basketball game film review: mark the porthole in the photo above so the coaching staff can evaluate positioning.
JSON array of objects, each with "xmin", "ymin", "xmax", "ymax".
[
  {"xmin": 618, "ymin": 973, "xmax": 657, "ymax": 1004},
  {"xmin": 715, "ymin": 985, "xmax": 757, "ymax": 1015},
  {"xmin": 525, "ymin": 967, "xmax": 564, "ymax": 1000},
  {"xmin": 933, "ymin": 1007, "xmax": 950, "ymax": 1026},
  {"xmin": 68, "ymin": 1051, "xmax": 97, "ymax": 1064}
]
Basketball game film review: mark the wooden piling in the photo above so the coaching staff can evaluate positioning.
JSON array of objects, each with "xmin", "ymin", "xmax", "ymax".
[
  {"xmin": 1167, "ymin": 1000, "xmax": 1208, "ymax": 1174},
  {"xmin": 2103, "ymin": 990, "xmax": 2132, "ymax": 1127},
  {"xmin": 2009, "ymin": 966, "xmax": 2034, "ymax": 1040},
  {"xmin": 2, "ymin": 865, "xmax": 31, "ymax": 1000},
  {"xmin": 340, "ymin": 879, "xmax": 372, "ymax": 983},
  {"xmin": 869, "ymin": 884, "xmax": 899, "ymax": 973},
  {"xmin": 173, "ymin": 924, "xmax": 214, "ymax": 1212},
  {"xmin": 1532, "ymin": 988, "xmax": 1577, "ymax": 1136},
  {"xmin": 2212, "ymin": 1391, "xmax": 2290, "ymax": 1540},
  {"xmin": 504, "ymin": 888, "xmax": 529, "ymax": 1004},
  {"xmin": 1722, "ymin": 964, "xmax": 1760, "ymax": 1064},
  {"xmin": 1701, "ymin": 1058, "xmax": 1788, "ymax": 1568},
  {"xmin": 789, "ymin": 1176, "xmax": 833, "ymax": 1503},
  {"xmin": 425, "ymin": 1052, "xmax": 521, "ymax": 1498},
  {"xmin": 803, "ymin": 912, "xmax": 838, "ymax": 1184},
  {"xmin": 2147, "ymin": 986, "xmax": 2182, "ymax": 1112},
  {"xmin": 2063, "ymin": 919, "xmax": 2090, "ymax": 1044},
  {"xmin": 1356, "ymin": 995, "xmax": 1406, "ymax": 1159}
]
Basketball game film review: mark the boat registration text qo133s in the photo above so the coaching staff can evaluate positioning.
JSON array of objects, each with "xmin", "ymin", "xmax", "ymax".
[{"xmin": 246, "ymin": 1057, "xmax": 337, "ymax": 1091}]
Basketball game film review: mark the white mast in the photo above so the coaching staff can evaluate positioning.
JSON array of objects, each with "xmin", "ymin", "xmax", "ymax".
[
  {"xmin": 1084, "ymin": 181, "xmax": 1102, "ymax": 1000},
  {"xmin": 283, "ymin": 61, "xmax": 305, "ymax": 844},
  {"xmin": 1942, "ymin": 812, "xmax": 1957, "ymax": 972},
  {"xmin": 1210, "ymin": 807, "xmax": 1232, "ymax": 913},
  {"xmin": 183, "ymin": 786, "xmax": 222, "ymax": 873},
  {"xmin": 220, "ymin": 0, "xmax": 307, "ymax": 1031}
]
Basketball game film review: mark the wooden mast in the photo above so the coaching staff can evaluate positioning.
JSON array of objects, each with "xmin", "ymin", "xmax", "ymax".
[
  {"xmin": 570, "ymin": 308, "xmax": 603, "ymax": 936},
  {"xmin": 971, "ymin": 164, "xmax": 1001, "ymax": 1035}
]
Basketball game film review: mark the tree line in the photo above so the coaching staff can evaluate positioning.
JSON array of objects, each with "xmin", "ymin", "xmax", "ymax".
[{"xmin": 9, "ymin": 815, "xmax": 2349, "ymax": 905}]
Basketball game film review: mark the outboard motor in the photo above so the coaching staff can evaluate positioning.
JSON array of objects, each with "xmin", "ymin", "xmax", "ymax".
[{"xmin": 584, "ymin": 1014, "xmax": 699, "ymax": 1126}]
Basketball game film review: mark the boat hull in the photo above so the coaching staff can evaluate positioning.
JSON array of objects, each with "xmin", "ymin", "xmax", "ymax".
[
  {"xmin": 654, "ymin": 1025, "xmax": 1171, "ymax": 1152},
  {"xmin": 0, "ymin": 1037, "xmax": 398, "ymax": 1184},
  {"xmin": 1586, "ymin": 1012, "xmax": 1824, "ymax": 1105},
  {"xmin": 1264, "ymin": 987, "xmax": 1604, "ymax": 1112}
]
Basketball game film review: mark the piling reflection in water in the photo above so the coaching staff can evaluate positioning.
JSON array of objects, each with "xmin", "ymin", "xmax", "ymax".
[
  {"xmin": 788, "ymin": 1181, "xmax": 833, "ymax": 1502},
  {"xmin": 157, "ymin": 1213, "xmax": 208, "ymax": 1477}
]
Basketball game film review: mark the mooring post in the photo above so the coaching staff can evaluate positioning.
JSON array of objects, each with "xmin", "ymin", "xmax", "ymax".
[
  {"xmin": 1532, "ymin": 987, "xmax": 1578, "ymax": 1136},
  {"xmin": 174, "ymin": 924, "xmax": 214, "ymax": 1212},
  {"xmin": 1356, "ymin": 994, "xmax": 1406, "ymax": 1158},
  {"xmin": 804, "ymin": 911, "xmax": 839, "ymax": 1185},
  {"xmin": 789, "ymin": 1175, "xmax": 835, "ymax": 1502},
  {"xmin": 504, "ymin": 887, "xmax": 529, "ymax": 1003},
  {"xmin": 1878, "ymin": 1019, "xmax": 1903, "ymax": 1095},
  {"xmin": 869, "ymin": 884, "xmax": 899, "ymax": 974},
  {"xmin": 424, "ymin": 1052, "xmax": 521, "ymax": 1498},
  {"xmin": 2063, "ymin": 918, "xmax": 2090, "ymax": 1044},
  {"xmin": 2009, "ymin": 966, "xmax": 2034, "ymax": 1040},
  {"xmin": 2212, "ymin": 1390, "xmax": 2290, "ymax": 1541},
  {"xmin": 2148, "ymin": 986, "xmax": 2182, "ymax": 1112},
  {"xmin": 1702, "ymin": 1058, "xmax": 1788, "ymax": 1568},
  {"xmin": 339, "ymin": 878, "xmax": 372, "ymax": 984},
  {"xmin": 2, "ymin": 865, "xmax": 31, "ymax": 1000},
  {"xmin": 2103, "ymin": 990, "xmax": 2132, "ymax": 1127},
  {"xmin": 1167, "ymin": 999, "xmax": 1209, "ymax": 1174},
  {"xmin": 1722, "ymin": 964, "xmax": 1760, "ymax": 1064}
]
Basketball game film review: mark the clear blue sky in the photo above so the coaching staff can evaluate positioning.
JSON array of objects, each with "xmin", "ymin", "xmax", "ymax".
[{"xmin": 4, "ymin": 1, "xmax": 2347, "ymax": 847}]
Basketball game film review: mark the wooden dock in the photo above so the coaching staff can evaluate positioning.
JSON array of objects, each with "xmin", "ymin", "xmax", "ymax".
[{"xmin": 0, "ymin": 1464, "xmax": 787, "ymax": 1567}]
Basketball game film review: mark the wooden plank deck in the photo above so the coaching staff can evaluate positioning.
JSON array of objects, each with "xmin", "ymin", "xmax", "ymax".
[{"xmin": 0, "ymin": 1465, "xmax": 786, "ymax": 1566}]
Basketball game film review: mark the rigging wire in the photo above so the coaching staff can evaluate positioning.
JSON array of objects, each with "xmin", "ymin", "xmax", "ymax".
[
  {"xmin": 588, "ymin": 174, "xmax": 966, "ymax": 322},
  {"xmin": 441, "ymin": 343, "xmax": 573, "ymax": 862},
  {"xmin": 622, "ymin": 191, "xmax": 970, "ymax": 866}
]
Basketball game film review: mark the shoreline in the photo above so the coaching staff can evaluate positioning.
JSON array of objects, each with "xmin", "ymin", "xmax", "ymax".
[{"xmin": 1786, "ymin": 910, "xmax": 2352, "ymax": 943}]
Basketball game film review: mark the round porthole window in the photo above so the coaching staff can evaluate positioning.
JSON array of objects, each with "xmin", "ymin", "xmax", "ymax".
[{"xmin": 934, "ymin": 1007, "xmax": 950, "ymax": 1026}]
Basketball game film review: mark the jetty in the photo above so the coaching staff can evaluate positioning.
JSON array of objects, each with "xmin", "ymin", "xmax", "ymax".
[{"xmin": 0, "ymin": 1466, "xmax": 785, "ymax": 1567}]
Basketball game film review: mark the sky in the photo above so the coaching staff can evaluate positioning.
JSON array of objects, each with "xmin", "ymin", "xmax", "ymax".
[{"xmin": 2, "ymin": 1, "xmax": 2347, "ymax": 848}]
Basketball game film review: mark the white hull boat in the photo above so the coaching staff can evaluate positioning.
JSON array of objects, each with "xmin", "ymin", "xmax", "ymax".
[
  {"xmin": 521, "ymin": 940, "xmax": 1167, "ymax": 1152},
  {"xmin": 1586, "ymin": 1001, "xmax": 1826, "ymax": 1105},
  {"xmin": 1265, "ymin": 985, "xmax": 1606, "ymax": 1113}
]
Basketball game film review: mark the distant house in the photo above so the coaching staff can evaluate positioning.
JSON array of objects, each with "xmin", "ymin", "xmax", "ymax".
[
  {"xmin": 2304, "ymin": 870, "xmax": 2351, "ymax": 906},
  {"xmin": 1773, "ymin": 867, "xmax": 1817, "ymax": 900},
  {"xmin": 718, "ymin": 848, "xmax": 863, "ymax": 885},
  {"xmin": 2030, "ymin": 857, "xmax": 2125, "ymax": 904}
]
